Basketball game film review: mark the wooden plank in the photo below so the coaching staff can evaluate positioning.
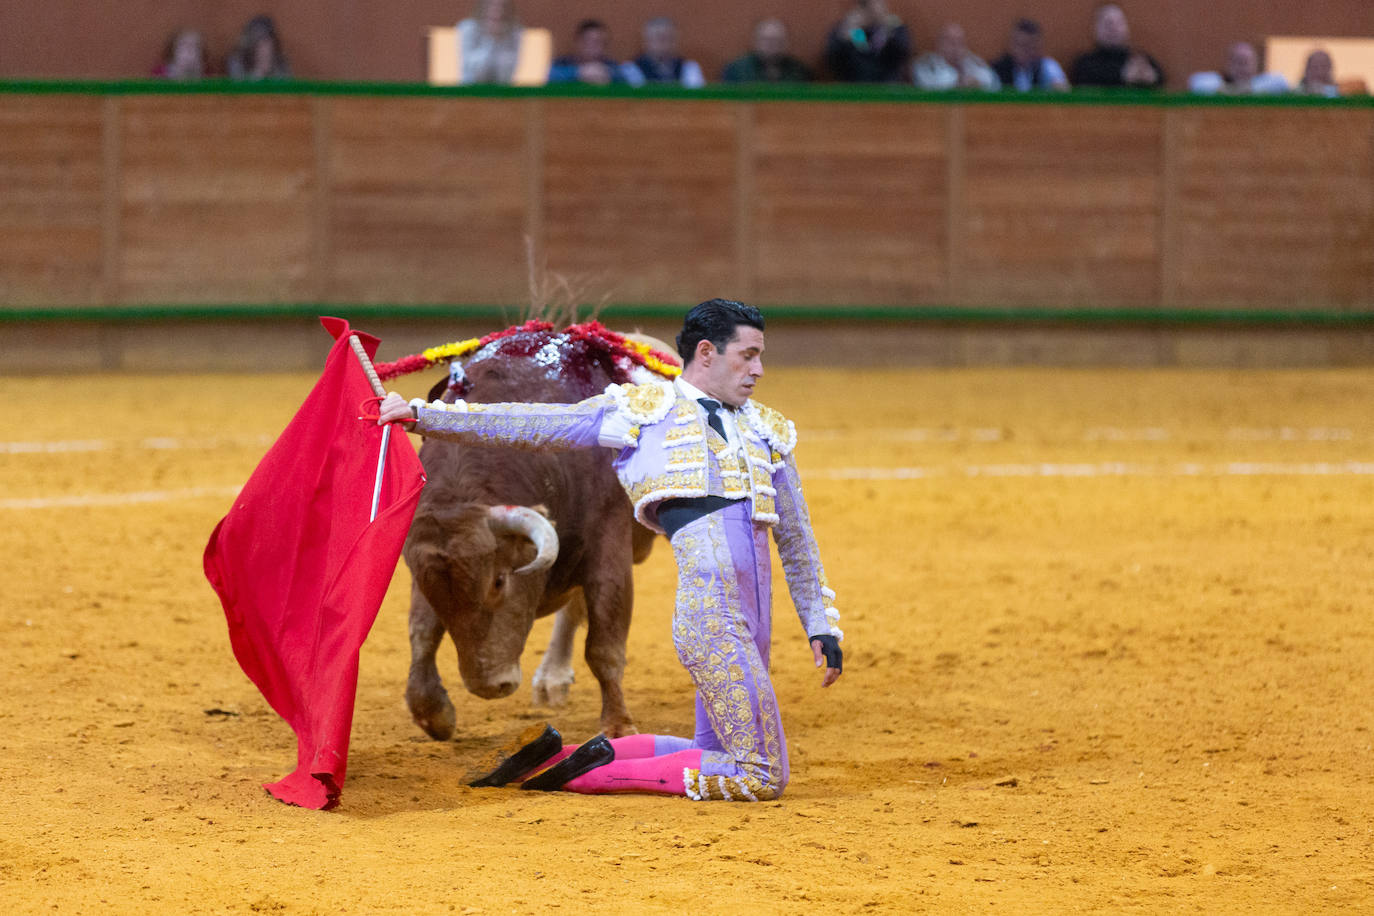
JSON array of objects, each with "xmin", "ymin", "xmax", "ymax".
[
  {"xmin": 1159, "ymin": 109, "xmax": 1181, "ymax": 307},
  {"xmin": 0, "ymin": 95, "xmax": 106, "ymax": 307},
  {"xmin": 542, "ymin": 99, "xmax": 737, "ymax": 305},
  {"xmin": 749, "ymin": 102, "xmax": 949, "ymax": 307},
  {"xmin": 734, "ymin": 103, "xmax": 755, "ymax": 302},
  {"xmin": 311, "ymin": 96, "xmax": 332, "ymax": 302},
  {"xmin": 524, "ymin": 98, "xmax": 545, "ymax": 293},
  {"xmin": 946, "ymin": 105, "xmax": 965, "ymax": 304},
  {"xmin": 119, "ymin": 95, "xmax": 315, "ymax": 304},
  {"xmin": 102, "ymin": 97, "xmax": 122, "ymax": 305},
  {"xmin": 1171, "ymin": 106, "xmax": 1374, "ymax": 308},
  {"xmin": 960, "ymin": 104, "xmax": 1164, "ymax": 308},
  {"xmin": 325, "ymin": 97, "xmax": 529, "ymax": 305}
]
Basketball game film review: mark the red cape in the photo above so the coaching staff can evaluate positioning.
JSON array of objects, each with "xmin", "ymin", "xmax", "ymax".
[{"xmin": 204, "ymin": 317, "xmax": 425, "ymax": 809}]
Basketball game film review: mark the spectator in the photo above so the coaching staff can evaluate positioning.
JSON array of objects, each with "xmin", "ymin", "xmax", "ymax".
[
  {"xmin": 226, "ymin": 15, "xmax": 291, "ymax": 81},
  {"xmin": 153, "ymin": 28, "xmax": 206, "ymax": 80},
  {"xmin": 1188, "ymin": 42, "xmax": 1289, "ymax": 95},
  {"xmin": 1295, "ymin": 49, "xmax": 1340, "ymax": 97},
  {"xmin": 548, "ymin": 19, "xmax": 626, "ymax": 85},
  {"xmin": 913, "ymin": 22, "xmax": 999, "ymax": 91},
  {"xmin": 1069, "ymin": 4, "xmax": 1164, "ymax": 89},
  {"xmin": 990, "ymin": 19, "xmax": 1069, "ymax": 92},
  {"xmin": 624, "ymin": 16, "xmax": 705, "ymax": 87},
  {"xmin": 722, "ymin": 18, "xmax": 812, "ymax": 83},
  {"xmin": 825, "ymin": 0, "xmax": 912, "ymax": 83},
  {"xmin": 456, "ymin": 0, "xmax": 522, "ymax": 85}
]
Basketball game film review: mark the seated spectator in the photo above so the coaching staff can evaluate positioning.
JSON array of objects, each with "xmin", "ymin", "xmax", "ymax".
[
  {"xmin": 456, "ymin": 0, "xmax": 522, "ymax": 85},
  {"xmin": 990, "ymin": 19, "xmax": 1069, "ymax": 92},
  {"xmin": 226, "ymin": 15, "xmax": 291, "ymax": 81},
  {"xmin": 548, "ymin": 19, "xmax": 626, "ymax": 85},
  {"xmin": 624, "ymin": 16, "xmax": 705, "ymax": 87},
  {"xmin": 1295, "ymin": 49, "xmax": 1340, "ymax": 97},
  {"xmin": 913, "ymin": 23, "xmax": 999, "ymax": 91},
  {"xmin": 154, "ymin": 28, "xmax": 206, "ymax": 80},
  {"xmin": 723, "ymin": 17, "xmax": 812, "ymax": 83},
  {"xmin": 1069, "ymin": 3, "xmax": 1163, "ymax": 89},
  {"xmin": 825, "ymin": 0, "xmax": 911, "ymax": 83},
  {"xmin": 1188, "ymin": 42, "xmax": 1289, "ymax": 95}
]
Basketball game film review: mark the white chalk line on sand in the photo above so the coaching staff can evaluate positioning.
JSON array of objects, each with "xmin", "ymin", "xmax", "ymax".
[
  {"xmin": 821, "ymin": 461, "xmax": 1374, "ymax": 481},
  {"xmin": 0, "ymin": 435, "xmax": 272, "ymax": 455},
  {"xmin": 5, "ymin": 461, "xmax": 1374, "ymax": 511},
  {"xmin": 0, "ymin": 486, "xmax": 241, "ymax": 511},
  {"xmin": 808, "ymin": 426, "xmax": 1363, "ymax": 443}
]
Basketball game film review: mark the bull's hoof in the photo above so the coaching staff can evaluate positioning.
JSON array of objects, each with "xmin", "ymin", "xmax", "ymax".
[
  {"xmin": 406, "ymin": 688, "xmax": 456, "ymax": 741},
  {"xmin": 531, "ymin": 669, "xmax": 574, "ymax": 708},
  {"xmin": 602, "ymin": 717, "xmax": 637, "ymax": 739}
]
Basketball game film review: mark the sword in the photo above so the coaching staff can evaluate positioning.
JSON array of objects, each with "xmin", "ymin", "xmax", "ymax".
[{"xmin": 347, "ymin": 333, "xmax": 391, "ymax": 523}]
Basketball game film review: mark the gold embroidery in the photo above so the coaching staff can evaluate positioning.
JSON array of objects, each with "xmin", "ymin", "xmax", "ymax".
[
  {"xmin": 609, "ymin": 380, "xmax": 676, "ymax": 425},
  {"xmin": 743, "ymin": 400, "xmax": 797, "ymax": 455}
]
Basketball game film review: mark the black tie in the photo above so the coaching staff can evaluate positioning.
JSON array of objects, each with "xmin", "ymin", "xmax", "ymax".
[{"xmin": 697, "ymin": 398, "xmax": 727, "ymax": 440}]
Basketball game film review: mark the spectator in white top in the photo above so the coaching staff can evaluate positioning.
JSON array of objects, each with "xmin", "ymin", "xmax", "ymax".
[
  {"xmin": 456, "ymin": 0, "xmax": 522, "ymax": 85},
  {"xmin": 1188, "ymin": 41, "xmax": 1289, "ymax": 95},
  {"xmin": 913, "ymin": 23, "xmax": 999, "ymax": 91},
  {"xmin": 1295, "ymin": 49, "xmax": 1340, "ymax": 97},
  {"xmin": 990, "ymin": 19, "xmax": 1069, "ymax": 92},
  {"xmin": 624, "ymin": 17, "xmax": 706, "ymax": 88}
]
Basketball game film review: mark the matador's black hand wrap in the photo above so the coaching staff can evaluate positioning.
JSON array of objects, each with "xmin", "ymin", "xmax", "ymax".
[{"xmin": 810, "ymin": 634, "xmax": 843, "ymax": 673}]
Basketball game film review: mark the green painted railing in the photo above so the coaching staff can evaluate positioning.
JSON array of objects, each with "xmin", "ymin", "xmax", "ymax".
[
  {"xmin": 4, "ymin": 303, "xmax": 1372, "ymax": 326},
  {"xmin": 2, "ymin": 77, "xmax": 1372, "ymax": 107}
]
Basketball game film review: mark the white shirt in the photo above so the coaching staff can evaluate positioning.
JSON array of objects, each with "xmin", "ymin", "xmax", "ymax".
[{"xmin": 674, "ymin": 377, "xmax": 743, "ymax": 450}]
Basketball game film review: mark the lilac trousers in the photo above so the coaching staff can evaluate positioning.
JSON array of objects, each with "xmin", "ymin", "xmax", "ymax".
[{"xmin": 668, "ymin": 500, "xmax": 789, "ymax": 800}]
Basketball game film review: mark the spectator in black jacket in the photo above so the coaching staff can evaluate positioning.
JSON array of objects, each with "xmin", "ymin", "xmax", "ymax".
[
  {"xmin": 723, "ymin": 18, "xmax": 813, "ymax": 83},
  {"xmin": 991, "ymin": 19, "xmax": 1069, "ymax": 92},
  {"xmin": 825, "ymin": 0, "xmax": 912, "ymax": 83},
  {"xmin": 1069, "ymin": 3, "xmax": 1164, "ymax": 89}
]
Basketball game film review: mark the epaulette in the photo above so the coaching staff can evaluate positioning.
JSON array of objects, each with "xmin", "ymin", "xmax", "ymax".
[
  {"xmin": 742, "ymin": 400, "xmax": 797, "ymax": 456},
  {"xmin": 605, "ymin": 379, "xmax": 677, "ymax": 426}
]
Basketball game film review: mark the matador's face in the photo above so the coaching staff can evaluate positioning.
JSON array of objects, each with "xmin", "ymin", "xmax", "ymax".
[{"xmin": 701, "ymin": 326, "xmax": 765, "ymax": 409}]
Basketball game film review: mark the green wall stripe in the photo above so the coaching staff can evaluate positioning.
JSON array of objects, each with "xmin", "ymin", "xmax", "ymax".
[
  {"xmin": 2, "ymin": 78, "xmax": 1372, "ymax": 108},
  {"xmin": 4, "ymin": 303, "xmax": 1372, "ymax": 326}
]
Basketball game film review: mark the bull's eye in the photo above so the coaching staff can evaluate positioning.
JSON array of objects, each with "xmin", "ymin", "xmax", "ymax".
[{"xmin": 493, "ymin": 574, "xmax": 506, "ymax": 591}]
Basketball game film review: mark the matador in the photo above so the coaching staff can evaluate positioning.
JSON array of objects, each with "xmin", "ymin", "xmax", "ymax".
[{"xmin": 378, "ymin": 299, "xmax": 843, "ymax": 801}]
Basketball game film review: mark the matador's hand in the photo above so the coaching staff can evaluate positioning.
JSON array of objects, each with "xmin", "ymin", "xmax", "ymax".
[
  {"xmin": 810, "ymin": 635, "xmax": 842, "ymax": 688},
  {"xmin": 377, "ymin": 392, "xmax": 414, "ymax": 425}
]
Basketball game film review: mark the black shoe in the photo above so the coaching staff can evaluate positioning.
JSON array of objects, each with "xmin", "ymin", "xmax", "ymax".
[
  {"xmin": 519, "ymin": 734, "xmax": 614, "ymax": 792},
  {"xmin": 467, "ymin": 723, "xmax": 562, "ymax": 788}
]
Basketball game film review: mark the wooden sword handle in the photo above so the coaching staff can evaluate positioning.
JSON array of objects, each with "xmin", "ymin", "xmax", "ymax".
[{"xmin": 347, "ymin": 333, "xmax": 387, "ymax": 398}]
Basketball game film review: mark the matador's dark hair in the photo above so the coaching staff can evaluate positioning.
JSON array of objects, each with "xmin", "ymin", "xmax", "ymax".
[{"xmin": 676, "ymin": 298, "xmax": 766, "ymax": 366}]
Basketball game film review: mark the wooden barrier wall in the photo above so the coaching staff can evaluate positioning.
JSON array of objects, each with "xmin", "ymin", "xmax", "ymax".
[{"xmin": 2, "ymin": 89, "xmax": 1373, "ymax": 316}]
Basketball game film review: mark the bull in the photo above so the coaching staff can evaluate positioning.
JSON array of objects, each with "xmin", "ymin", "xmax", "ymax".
[{"xmin": 402, "ymin": 327, "xmax": 667, "ymax": 740}]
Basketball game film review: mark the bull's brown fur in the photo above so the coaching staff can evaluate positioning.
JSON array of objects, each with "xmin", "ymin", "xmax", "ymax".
[{"xmin": 402, "ymin": 340, "xmax": 655, "ymax": 741}]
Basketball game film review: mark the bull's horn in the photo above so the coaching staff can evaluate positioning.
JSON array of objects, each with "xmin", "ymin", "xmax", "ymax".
[{"xmin": 486, "ymin": 505, "xmax": 559, "ymax": 574}]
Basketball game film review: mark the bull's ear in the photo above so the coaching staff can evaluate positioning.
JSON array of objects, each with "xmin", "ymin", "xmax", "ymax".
[
  {"xmin": 405, "ymin": 542, "xmax": 455, "ymax": 614},
  {"xmin": 530, "ymin": 504, "xmax": 551, "ymax": 520}
]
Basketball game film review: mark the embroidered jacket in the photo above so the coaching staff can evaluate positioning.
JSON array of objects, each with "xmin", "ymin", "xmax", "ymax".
[{"xmin": 412, "ymin": 380, "xmax": 842, "ymax": 641}]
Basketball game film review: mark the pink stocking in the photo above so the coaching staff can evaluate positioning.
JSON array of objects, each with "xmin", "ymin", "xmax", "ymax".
[{"xmin": 560, "ymin": 748, "xmax": 704, "ymax": 796}]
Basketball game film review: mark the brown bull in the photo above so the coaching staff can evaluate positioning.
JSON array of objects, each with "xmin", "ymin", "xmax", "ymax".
[{"xmin": 402, "ymin": 328, "xmax": 664, "ymax": 740}]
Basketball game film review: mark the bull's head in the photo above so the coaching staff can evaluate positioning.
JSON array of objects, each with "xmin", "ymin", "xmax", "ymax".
[{"xmin": 403, "ymin": 503, "xmax": 558, "ymax": 700}]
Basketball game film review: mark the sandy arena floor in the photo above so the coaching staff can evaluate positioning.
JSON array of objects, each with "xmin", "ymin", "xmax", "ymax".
[{"xmin": 2, "ymin": 366, "xmax": 1372, "ymax": 914}]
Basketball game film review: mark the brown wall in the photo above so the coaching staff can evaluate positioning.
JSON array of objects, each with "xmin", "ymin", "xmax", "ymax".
[
  {"xmin": 3, "ymin": 91, "xmax": 1372, "ymax": 315},
  {"xmin": 2, "ymin": 1, "xmax": 1373, "ymax": 88}
]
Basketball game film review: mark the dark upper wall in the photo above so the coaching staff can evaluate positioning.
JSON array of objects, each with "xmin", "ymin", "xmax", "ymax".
[{"xmin": 2, "ymin": 1, "xmax": 1372, "ymax": 87}]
